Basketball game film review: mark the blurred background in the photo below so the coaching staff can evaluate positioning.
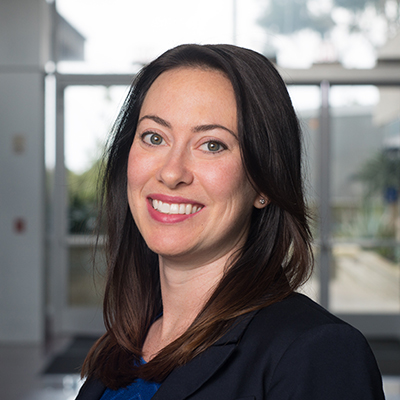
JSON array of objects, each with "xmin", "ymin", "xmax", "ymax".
[{"xmin": 0, "ymin": 0, "xmax": 399, "ymax": 398}]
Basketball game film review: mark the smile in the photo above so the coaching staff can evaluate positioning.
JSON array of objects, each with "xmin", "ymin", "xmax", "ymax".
[{"xmin": 151, "ymin": 199, "xmax": 203, "ymax": 215}]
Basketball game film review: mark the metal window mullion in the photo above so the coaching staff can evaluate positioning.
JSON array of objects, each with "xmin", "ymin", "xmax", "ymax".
[
  {"xmin": 50, "ymin": 78, "xmax": 68, "ymax": 333},
  {"xmin": 318, "ymin": 80, "xmax": 331, "ymax": 309}
]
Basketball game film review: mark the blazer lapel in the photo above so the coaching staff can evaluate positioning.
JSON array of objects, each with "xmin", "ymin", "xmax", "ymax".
[
  {"xmin": 75, "ymin": 311, "xmax": 257, "ymax": 400},
  {"xmin": 75, "ymin": 377, "xmax": 106, "ymax": 400},
  {"xmin": 152, "ymin": 310, "xmax": 256, "ymax": 400}
]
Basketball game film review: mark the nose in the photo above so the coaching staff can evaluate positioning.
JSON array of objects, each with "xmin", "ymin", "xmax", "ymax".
[{"xmin": 156, "ymin": 146, "xmax": 194, "ymax": 189}]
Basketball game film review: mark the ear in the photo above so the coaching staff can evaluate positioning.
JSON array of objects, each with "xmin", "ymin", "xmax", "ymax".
[{"xmin": 253, "ymin": 195, "xmax": 269, "ymax": 209}]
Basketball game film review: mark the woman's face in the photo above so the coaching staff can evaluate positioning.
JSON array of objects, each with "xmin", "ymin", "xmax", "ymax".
[{"xmin": 127, "ymin": 67, "xmax": 260, "ymax": 266}]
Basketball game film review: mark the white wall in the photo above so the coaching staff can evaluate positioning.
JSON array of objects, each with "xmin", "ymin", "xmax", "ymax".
[{"xmin": 0, "ymin": 0, "xmax": 50, "ymax": 343}]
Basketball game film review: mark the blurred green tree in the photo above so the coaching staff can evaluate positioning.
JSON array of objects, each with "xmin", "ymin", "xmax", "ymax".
[
  {"xmin": 257, "ymin": 0, "xmax": 399, "ymax": 49},
  {"xmin": 68, "ymin": 159, "xmax": 103, "ymax": 234}
]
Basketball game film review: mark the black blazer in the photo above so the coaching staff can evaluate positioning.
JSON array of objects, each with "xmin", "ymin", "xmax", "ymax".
[{"xmin": 75, "ymin": 294, "xmax": 385, "ymax": 400}]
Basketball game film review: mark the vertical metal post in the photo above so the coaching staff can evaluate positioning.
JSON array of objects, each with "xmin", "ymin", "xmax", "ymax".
[
  {"xmin": 319, "ymin": 80, "xmax": 331, "ymax": 309},
  {"xmin": 232, "ymin": 0, "xmax": 237, "ymax": 45},
  {"xmin": 49, "ymin": 0, "xmax": 59, "ymax": 70},
  {"xmin": 48, "ymin": 0, "xmax": 65, "ymax": 335},
  {"xmin": 50, "ymin": 77, "xmax": 68, "ymax": 334}
]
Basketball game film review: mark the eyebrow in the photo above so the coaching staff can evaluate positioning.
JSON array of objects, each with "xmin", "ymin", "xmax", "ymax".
[
  {"xmin": 193, "ymin": 124, "xmax": 237, "ymax": 139},
  {"xmin": 138, "ymin": 115, "xmax": 172, "ymax": 129},
  {"xmin": 138, "ymin": 114, "xmax": 238, "ymax": 139}
]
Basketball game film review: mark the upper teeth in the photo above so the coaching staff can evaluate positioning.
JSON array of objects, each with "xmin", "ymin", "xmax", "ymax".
[{"xmin": 152, "ymin": 199, "xmax": 201, "ymax": 215}]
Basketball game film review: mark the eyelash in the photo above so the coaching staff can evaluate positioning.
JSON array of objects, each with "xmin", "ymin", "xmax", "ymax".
[
  {"xmin": 141, "ymin": 132, "xmax": 165, "ymax": 146},
  {"xmin": 140, "ymin": 132, "xmax": 227, "ymax": 153},
  {"xmin": 199, "ymin": 140, "xmax": 227, "ymax": 153}
]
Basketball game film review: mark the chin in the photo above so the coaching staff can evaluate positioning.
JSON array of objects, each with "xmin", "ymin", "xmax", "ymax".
[{"xmin": 146, "ymin": 240, "xmax": 194, "ymax": 260}]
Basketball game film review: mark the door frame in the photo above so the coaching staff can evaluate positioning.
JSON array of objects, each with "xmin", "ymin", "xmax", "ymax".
[
  {"xmin": 50, "ymin": 73, "xmax": 133, "ymax": 335},
  {"xmin": 50, "ymin": 66, "xmax": 400, "ymax": 337}
]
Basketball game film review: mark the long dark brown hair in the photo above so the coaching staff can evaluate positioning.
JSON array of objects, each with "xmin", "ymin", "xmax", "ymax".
[{"xmin": 82, "ymin": 44, "xmax": 313, "ymax": 389}]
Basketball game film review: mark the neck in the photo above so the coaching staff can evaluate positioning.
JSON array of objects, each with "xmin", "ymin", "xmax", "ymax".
[
  {"xmin": 157, "ymin": 254, "xmax": 227, "ymax": 338},
  {"xmin": 142, "ymin": 253, "xmax": 234, "ymax": 361}
]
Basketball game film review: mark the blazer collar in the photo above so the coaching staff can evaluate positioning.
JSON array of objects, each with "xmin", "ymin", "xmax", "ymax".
[
  {"xmin": 76, "ymin": 310, "xmax": 257, "ymax": 400},
  {"xmin": 152, "ymin": 310, "xmax": 257, "ymax": 400}
]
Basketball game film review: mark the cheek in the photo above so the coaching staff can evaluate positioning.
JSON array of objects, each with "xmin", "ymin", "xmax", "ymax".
[
  {"xmin": 127, "ymin": 147, "xmax": 153, "ymax": 192},
  {"xmin": 201, "ymin": 160, "xmax": 254, "ymax": 203},
  {"xmin": 127, "ymin": 155, "xmax": 149, "ymax": 217},
  {"xmin": 127, "ymin": 149, "xmax": 153, "ymax": 225}
]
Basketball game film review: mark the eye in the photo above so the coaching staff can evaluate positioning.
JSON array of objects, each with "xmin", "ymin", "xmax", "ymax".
[
  {"xmin": 142, "ymin": 132, "xmax": 165, "ymax": 146},
  {"xmin": 200, "ymin": 140, "xmax": 226, "ymax": 153}
]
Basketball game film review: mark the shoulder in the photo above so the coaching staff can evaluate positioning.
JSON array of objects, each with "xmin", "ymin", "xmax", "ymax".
[
  {"xmin": 243, "ymin": 293, "xmax": 375, "ymax": 367},
  {"xmin": 252, "ymin": 292, "xmax": 349, "ymax": 331},
  {"xmin": 239, "ymin": 293, "xmax": 384, "ymax": 399}
]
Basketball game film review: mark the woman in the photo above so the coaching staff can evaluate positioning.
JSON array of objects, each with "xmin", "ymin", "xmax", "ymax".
[{"xmin": 76, "ymin": 44, "xmax": 384, "ymax": 399}]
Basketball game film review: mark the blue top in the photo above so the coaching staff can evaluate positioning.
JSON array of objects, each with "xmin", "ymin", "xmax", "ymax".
[{"xmin": 99, "ymin": 359, "xmax": 161, "ymax": 400}]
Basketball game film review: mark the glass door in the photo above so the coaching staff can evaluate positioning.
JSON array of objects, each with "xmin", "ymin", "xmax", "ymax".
[
  {"xmin": 50, "ymin": 75, "xmax": 400, "ymax": 339},
  {"xmin": 51, "ymin": 75, "xmax": 131, "ymax": 335},
  {"xmin": 289, "ymin": 82, "xmax": 400, "ymax": 337},
  {"xmin": 329, "ymin": 85, "xmax": 400, "ymax": 335}
]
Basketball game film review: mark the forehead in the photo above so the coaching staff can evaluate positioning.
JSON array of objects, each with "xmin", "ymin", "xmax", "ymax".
[{"xmin": 140, "ymin": 67, "xmax": 236, "ymax": 112}]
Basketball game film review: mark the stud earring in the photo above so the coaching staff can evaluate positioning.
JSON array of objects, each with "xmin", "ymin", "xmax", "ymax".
[{"xmin": 259, "ymin": 198, "xmax": 266, "ymax": 205}]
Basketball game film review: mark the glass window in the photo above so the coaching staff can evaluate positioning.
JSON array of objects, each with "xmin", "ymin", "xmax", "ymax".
[
  {"xmin": 65, "ymin": 85, "xmax": 128, "ymax": 307},
  {"xmin": 55, "ymin": 0, "xmax": 265, "ymax": 73},
  {"xmin": 56, "ymin": 0, "xmax": 397, "ymax": 72},
  {"xmin": 68, "ymin": 244, "xmax": 106, "ymax": 307},
  {"xmin": 330, "ymin": 85, "xmax": 400, "ymax": 313},
  {"xmin": 65, "ymin": 85, "xmax": 128, "ymax": 234},
  {"xmin": 288, "ymin": 85, "xmax": 321, "ymax": 303},
  {"xmin": 53, "ymin": 0, "xmax": 400, "ymax": 321},
  {"xmin": 256, "ymin": 0, "xmax": 397, "ymax": 68}
]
